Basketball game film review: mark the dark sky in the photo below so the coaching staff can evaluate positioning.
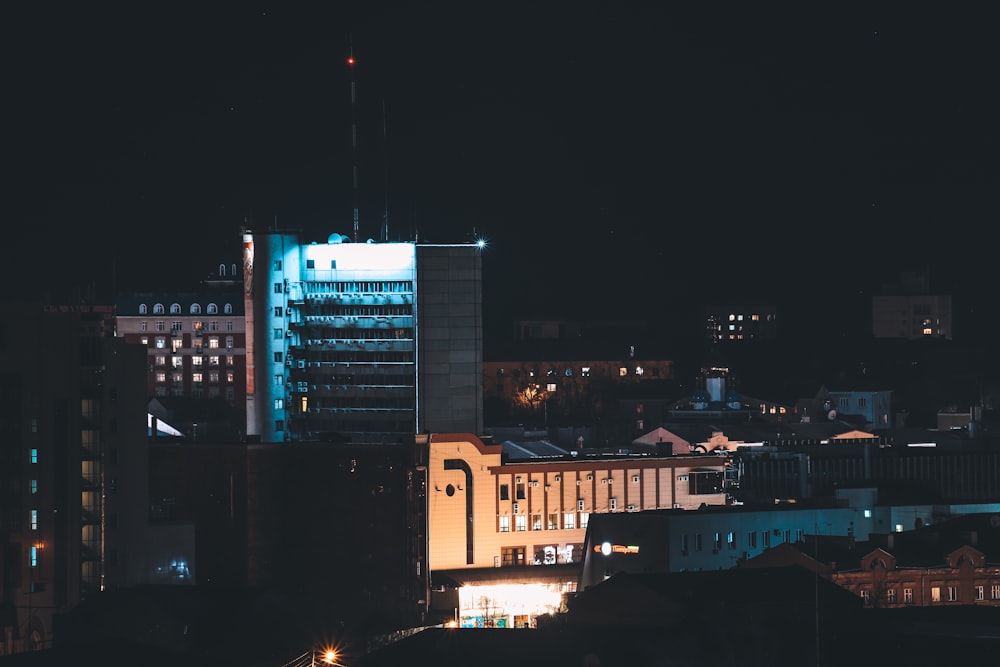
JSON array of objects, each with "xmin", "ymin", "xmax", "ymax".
[{"xmin": 5, "ymin": 4, "xmax": 998, "ymax": 331}]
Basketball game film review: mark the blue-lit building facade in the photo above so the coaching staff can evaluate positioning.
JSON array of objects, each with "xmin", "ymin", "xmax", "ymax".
[{"xmin": 242, "ymin": 228, "xmax": 483, "ymax": 444}]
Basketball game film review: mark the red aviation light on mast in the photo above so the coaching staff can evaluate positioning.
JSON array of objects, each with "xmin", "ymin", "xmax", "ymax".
[{"xmin": 346, "ymin": 55, "xmax": 355, "ymax": 66}]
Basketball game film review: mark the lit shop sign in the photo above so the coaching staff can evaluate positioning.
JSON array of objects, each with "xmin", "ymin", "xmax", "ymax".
[{"xmin": 596, "ymin": 541, "xmax": 640, "ymax": 556}]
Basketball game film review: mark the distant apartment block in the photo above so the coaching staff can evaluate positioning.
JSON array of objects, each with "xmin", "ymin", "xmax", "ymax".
[
  {"xmin": 704, "ymin": 304, "xmax": 778, "ymax": 343},
  {"xmin": 872, "ymin": 270, "xmax": 952, "ymax": 340},
  {"xmin": 483, "ymin": 358, "xmax": 674, "ymax": 426},
  {"xmin": 114, "ymin": 284, "xmax": 247, "ymax": 408}
]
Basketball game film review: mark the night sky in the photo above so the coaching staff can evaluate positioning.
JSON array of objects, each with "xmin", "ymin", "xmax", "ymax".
[{"xmin": 6, "ymin": 5, "xmax": 998, "ymax": 341}]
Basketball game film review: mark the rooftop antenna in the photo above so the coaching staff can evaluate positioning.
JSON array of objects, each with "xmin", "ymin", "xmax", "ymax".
[
  {"xmin": 347, "ymin": 34, "xmax": 359, "ymax": 243},
  {"xmin": 381, "ymin": 97, "xmax": 389, "ymax": 242}
]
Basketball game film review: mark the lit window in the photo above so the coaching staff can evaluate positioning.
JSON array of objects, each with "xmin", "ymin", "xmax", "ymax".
[
  {"xmin": 635, "ymin": 366, "xmax": 643, "ymax": 376},
  {"xmin": 563, "ymin": 513, "xmax": 575, "ymax": 530},
  {"xmin": 931, "ymin": 586, "xmax": 941, "ymax": 603},
  {"xmin": 499, "ymin": 516, "xmax": 510, "ymax": 533},
  {"xmin": 156, "ymin": 372, "xmax": 166, "ymax": 383},
  {"xmin": 860, "ymin": 589, "xmax": 870, "ymax": 604},
  {"xmin": 546, "ymin": 383, "xmax": 557, "ymax": 392},
  {"xmin": 192, "ymin": 373, "xmax": 203, "ymax": 383},
  {"xmin": 580, "ymin": 513, "xmax": 589, "ymax": 529},
  {"xmin": 274, "ymin": 399, "xmax": 283, "ymax": 410},
  {"xmin": 618, "ymin": 367, "xmax": 627, "ymax": 377},
  {"xmin": 274, "ymin": 374, "xmax": 284, "ymax": 387},
  {"xmin": 30, "ymin": 448, "xmax": 38, "ymax": 464},
  {"xmin": 210, "ymin": 356, "xmax": 220, "ymax": 366},
  {"xmin": 581, "ymin": 367, "xmax": 590, "ymax": 377},
  {"xmin": 155, "ymin": 337, "xmax": 166, "ymax": 349},
  {"xmin": 192, "ymin": 356, "xmax": 203, "ymax": 366},
  {"xmin": 887, "ymin": 588, "xmax": 897, "ymax": 604},
  {"xmin": 992, "ymin": 584, "xmax": 1000, "ymax": 600},
  {"xmin": 30, "ymin": 509, "xmax": 38, "ymax": 530},
  {"xmin": 227, "ymin": 371, "xmax": 234, "ymax": 383},
  {"xmin": 976, "ymin": 586, "xmax": 984, "ymax": 601},
  {"xmin": 141, "ymin": 336, "xmax": 149, "ymax": 345},
  {"xmin": 31, "ymin": 479, "xmax": 37, "ymax": 494},
  {"xmin": 532, "ymin": 514, "xmax": 542, "ymax": 531},
  {"xmin": 30, "ymin": 545, "xmax": 39, "ymax": 567},
  {"xmin": 209, "ymin": 337, "xmax": 220, "ymax": 349},
  {"xmin": 515, "ymin": 515, "xmax": 526, "ymax": 532},
  {"xmin": 904, "ymin": 588, "xmax": 913, "ymax": 603}
]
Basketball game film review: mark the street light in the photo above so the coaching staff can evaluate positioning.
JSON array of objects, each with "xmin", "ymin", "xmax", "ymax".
[{"xmin": 281, "ymin": 647, "xmax": 343, "ymax": 667}]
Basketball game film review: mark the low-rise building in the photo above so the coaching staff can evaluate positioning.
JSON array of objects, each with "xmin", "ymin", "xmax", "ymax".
[{"xmin": 420, "ymin": 432, "xmax": 731, "ymax": 628}]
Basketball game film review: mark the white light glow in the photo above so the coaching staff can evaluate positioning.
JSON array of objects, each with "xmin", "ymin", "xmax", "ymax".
[{"xmin": 457, "ymin": 581, "xmax": 570, "ymax": 627}]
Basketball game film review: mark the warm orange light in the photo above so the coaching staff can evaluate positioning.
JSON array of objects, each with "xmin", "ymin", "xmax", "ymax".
[{"xmin": 322, "ymin": 650, "xmax": 337, "ymax": 664}]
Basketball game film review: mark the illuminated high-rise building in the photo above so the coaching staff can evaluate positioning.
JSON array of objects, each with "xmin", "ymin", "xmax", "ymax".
[{"xmin": 242, "ymin": 228, "xmax": 484, "ymax": 444}]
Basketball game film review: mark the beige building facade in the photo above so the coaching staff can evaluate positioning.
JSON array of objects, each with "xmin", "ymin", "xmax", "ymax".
[{"xmin": 426, "ymin": 433, "xmax": 730, "ymax": 573}]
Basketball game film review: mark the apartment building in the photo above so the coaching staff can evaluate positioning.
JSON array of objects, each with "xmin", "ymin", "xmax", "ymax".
[
  {"xmin": 114, "ymin": 280, "xmax": 246, "ymax": 409},
  {"xmin": 0, "ymin": 302, "xmax": 148, "ymax": 654},
  {"xmin": 241, "ymin": 228, "xmax": 483, "ymax": 444}
]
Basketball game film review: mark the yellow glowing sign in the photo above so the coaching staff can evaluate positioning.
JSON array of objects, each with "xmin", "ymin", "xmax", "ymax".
[{"xmin": 596, "ymin": 542, "xmax": 640, "ymax": 555}]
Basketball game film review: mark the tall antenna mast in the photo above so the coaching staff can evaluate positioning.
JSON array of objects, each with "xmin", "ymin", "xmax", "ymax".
[
  {"xmin": 381, "ymin": 97, "xmax": 389, "ymax": 242},
  {"xmin": 347, "ymin": 34, "xmax": 359, "ymax": 242}
]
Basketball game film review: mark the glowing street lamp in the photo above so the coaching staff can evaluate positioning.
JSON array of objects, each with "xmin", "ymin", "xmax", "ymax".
[{"xmin": 281, "ymin": 646, "xmax": 344, "ymax": 667}]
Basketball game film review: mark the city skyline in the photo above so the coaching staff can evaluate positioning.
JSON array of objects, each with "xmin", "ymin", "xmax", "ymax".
[{"xmin": 7, "ymin": 5, "xmax": 996, "ymax": 331}]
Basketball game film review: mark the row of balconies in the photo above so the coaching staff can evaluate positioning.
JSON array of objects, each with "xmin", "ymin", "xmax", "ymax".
[
  {"xmin": 300, "ymin": 294, "xmax": 411, "ymax": 304},
  {"xmin": 296, "ymin": 340, "xmax": 414, "ymax": 352}
]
